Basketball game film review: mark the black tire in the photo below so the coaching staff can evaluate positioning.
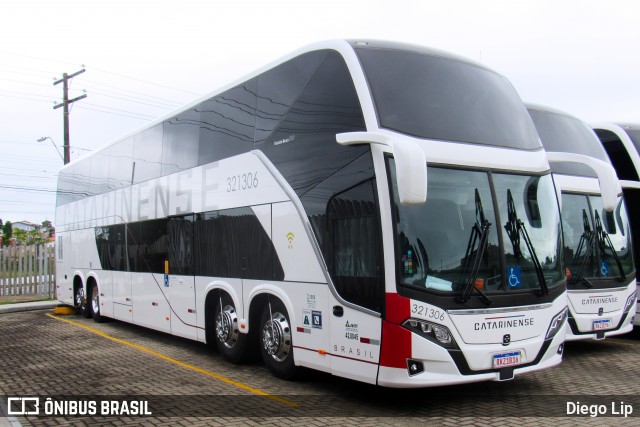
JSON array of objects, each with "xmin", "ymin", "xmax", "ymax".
[
  {"xmin": 259, "ymin": 298, "xmax": 298, "ymax": 380},
  {"xmin": 90, "ymin": 283, "xmax": 104, "ymax": 323},
  {"xmin": 213, "ymin": 293, "xmax": 249, "ymax": 363}
]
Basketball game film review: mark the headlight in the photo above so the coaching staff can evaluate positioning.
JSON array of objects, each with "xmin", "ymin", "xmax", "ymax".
[
  {"xmin": 402, "ymin": 318, "xmax": 458, "ymax": 349},
  {"xmin": 545, "ymin": 307, "xmax": 568, "ymax": 339},
  {"xmin": 623, "ymin": 290, "xmax": 637, "ymax": 314}
]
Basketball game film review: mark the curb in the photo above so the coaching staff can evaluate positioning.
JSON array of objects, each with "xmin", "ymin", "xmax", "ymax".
[{"xmin": 0, "ymin": 301, "xmax": 60, "ymax": 314}]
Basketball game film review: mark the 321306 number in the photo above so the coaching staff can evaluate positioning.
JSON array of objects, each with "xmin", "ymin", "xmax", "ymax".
[{"xmin": 226, "ymin": 171, "xmax": 258, "ymax": 192}]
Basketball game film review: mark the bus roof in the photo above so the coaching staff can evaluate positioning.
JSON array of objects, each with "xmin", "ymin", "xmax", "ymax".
[{"xmin": 60, "ymin": 39, "xmax": 506, "ymax": 173}]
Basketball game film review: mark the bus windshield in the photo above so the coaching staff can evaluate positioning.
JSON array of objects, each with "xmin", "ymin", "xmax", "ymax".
[
  {"xmin": 389, "ymin": 161, "xmax": 563, "ymax": 301},
  {"xmin": 356, "ymin": 47, "xmax": 541, "ymax": 150},
  {"xmin": 563, "ymin": 194, "xmax": 634, "ymax": 285},
  {"xmin": 528, "ymin": 108, "xmax": 610, "ymax": 178}
]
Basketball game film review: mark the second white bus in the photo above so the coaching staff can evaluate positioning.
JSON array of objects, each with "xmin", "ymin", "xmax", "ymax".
[{"xmin": 528, "ymin": 105, "xmax": 636, "ymax": 340}]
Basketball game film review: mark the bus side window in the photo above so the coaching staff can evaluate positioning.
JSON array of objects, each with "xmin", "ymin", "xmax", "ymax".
[{"xmin": 327, "ymin": 180, "xmax": 382, "ymax": 312}]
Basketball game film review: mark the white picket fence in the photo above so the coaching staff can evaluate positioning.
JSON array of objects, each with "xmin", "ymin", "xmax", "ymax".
[{"xmin": 0, "ymin": 245, "xmax": 56, "ymax": 299}]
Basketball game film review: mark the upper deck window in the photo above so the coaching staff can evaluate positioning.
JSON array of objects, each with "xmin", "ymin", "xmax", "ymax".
[
  {"xmin": 528, "ymin": 108, "xmax": 610, "ymax": 178},
  {"xmin": 355, "ymin": 47, "xmax": 540, "ymax": 150}
]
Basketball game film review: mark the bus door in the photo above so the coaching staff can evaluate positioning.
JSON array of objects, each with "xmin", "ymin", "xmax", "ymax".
[
  {"xmin": 326, "ymin": 180, "xmax": 384, "ymax": 384},
  {"xmin": 167, "ymin": 215, "xmax": 197, "ymax": 340}
]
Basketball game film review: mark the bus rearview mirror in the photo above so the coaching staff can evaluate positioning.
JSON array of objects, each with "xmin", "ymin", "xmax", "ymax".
[
  {"xmin": 337, "ymin": 132, "xmax": 427, "ymax": 205},
  {"xmin": 546, "ymin": 151, "xmax": 619, "ymax": 211}
]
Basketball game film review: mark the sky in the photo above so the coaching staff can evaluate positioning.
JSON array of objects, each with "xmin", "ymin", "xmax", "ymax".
[{"xmin": 1, "ymin": 0, "xmax": 638, "ymax": 226}]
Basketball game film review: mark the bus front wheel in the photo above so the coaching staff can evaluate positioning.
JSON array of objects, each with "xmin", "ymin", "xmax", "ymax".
[
  {"xmin": 214, "ymin": 293, "xmax": 249, "ymax": 363},
  {"xmin": 259, "ymin": 298, "xmax": 297, "ymax": 380}
]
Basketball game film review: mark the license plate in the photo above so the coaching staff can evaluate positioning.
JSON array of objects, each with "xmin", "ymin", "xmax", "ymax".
[
  {"xmin": 493, "ymin": 351, "xmax": 522, "ymax": 368},
  {"xmin": 593, "ymin": 319, "xmax": 611, "ymax": 331}
]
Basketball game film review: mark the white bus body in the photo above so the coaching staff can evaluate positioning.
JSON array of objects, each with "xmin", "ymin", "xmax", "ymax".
[
  {"xmin": 528, "ymin": 106, "xmax": 636, "ymax": 340},
  {"xmin": 56, "ymin": 40, "xmax": 567, "ymax": 388},
  {"xmin": 593, "ymin": 122, "xmax": 640, "ymax": 326}
]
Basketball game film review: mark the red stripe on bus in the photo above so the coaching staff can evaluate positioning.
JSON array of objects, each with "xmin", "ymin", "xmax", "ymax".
[
  {"xmin": 380, "ymin": 293, "xmax": 412, "ymax": 368},
  {"xmin": 385, "ymin": 292, "xmax": 411, "ymax": 324}
]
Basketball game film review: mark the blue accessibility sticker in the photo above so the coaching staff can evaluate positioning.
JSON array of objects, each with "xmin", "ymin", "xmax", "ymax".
[{"xmin": 507, "ymin": 267, "xmax": 522, "ymax": 288}]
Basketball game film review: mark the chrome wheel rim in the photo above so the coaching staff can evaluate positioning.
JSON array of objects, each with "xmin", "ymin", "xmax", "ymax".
[
  {"xmin": 91, "ymin": 287, "xmax": 99, "ymax": 315},
  {"xmin": 262, "ymin": 311, "xmax": 291, "ymax": 362},
  {"xmin": 76, "ymin": 287, "xmax": 84, "ymax": 307},
  {"xmin": 215, "ymin": 305, "xmax": 239, "ymax": 348}
]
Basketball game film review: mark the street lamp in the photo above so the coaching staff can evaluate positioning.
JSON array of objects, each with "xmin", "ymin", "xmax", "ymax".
[{"xmin": 37, "ymin": 137, "xmax": 64, "ymax": 162}]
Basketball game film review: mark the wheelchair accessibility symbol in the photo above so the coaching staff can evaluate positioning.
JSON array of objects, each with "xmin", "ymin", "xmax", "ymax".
[
  {"xmin": 508, "ymin": 267, "xmax": 522, "ymax": 288},
  {"xmin": 600, "ymin": 261, "xmax": 609, "ymax": 276}
]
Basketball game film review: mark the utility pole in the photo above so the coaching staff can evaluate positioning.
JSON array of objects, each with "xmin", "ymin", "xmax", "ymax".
[{"xmin": 54, "ymin": 69, "xmax": 87, "ymax": 164}]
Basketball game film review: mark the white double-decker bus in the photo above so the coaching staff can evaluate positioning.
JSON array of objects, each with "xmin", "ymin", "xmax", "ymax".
[
  {"xmin": 55, "ymin": 40, "xmax": 567, "ymax": 387},
  {"xmin": 527, "ymin": 105, "xmax": 636, "ymax": 340},
  {"xmin": 592, "ymin": 122, "xmax": 640, "ymax": 326}
]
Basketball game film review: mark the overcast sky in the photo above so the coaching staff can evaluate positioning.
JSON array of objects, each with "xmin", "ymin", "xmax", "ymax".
[{"xmin": 1, "ymin": 0, "xmax": 638, "ymax": 226}]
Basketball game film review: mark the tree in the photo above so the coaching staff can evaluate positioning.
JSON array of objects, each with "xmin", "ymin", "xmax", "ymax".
[
  {"xmin": 2, "ymin": 221, "xmax": 12, "ymax": 246},
  {"xmin": 27, "ymin": 229, "xmax": 44, "ymax": 246},
  {"xmin": 13, "ymin": 228, "xmax": 26, "ymax": 245}
]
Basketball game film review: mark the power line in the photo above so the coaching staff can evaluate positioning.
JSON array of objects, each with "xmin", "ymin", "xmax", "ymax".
[
  {"xmin": 0, "ymin": 94, "xmax": 54, "ymax": 103},
  {"xmin": 76, "ymin": 105, "xmax": 154, "ymax": 121},
  {"xmin": 88, "ymin": 66, "xmax": 201, "ymax": 96},
  {"xmin": 86, "ymin": 90, "xmax": 176, "ymax": 109},
  {"xmin": 82, "ymin": 80, "xmax": 184, "ymax": 106}
]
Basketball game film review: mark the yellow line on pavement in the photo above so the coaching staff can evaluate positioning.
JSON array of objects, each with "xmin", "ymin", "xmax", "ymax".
[{"xmin": 46, "ymin": 313, "xmax": 299, "ymax": 408}]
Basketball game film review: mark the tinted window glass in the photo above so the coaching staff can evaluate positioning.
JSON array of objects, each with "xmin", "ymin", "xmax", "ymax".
[
  {"xmin": 356, "ymin": 48, "xmax": 540, "ymax": 149},
  {"xmin": 168, "ymin": 216, "xmax": 194, "ymax": 275},
  {"xmin": 194, "ymin": 207, "xmax": 283, "ymax": 280},
  {"xmin": 198, "ymin": 80, "xmax": 257, "ymax": 164},
  {"xmin": 303, "ymin": 152, "xmax": 375, "ymax": 260},
  {"xmin": 90, "ymin": 148, "xmax": 111, "ymax": 196},
  {"xmin": 132, "ymin": 218, "xmax": 169, "ymax": 273},
  {"xmin": 162, "ymin": 110, "xmax": 199, "ymax": 176},
  {"xmin": 261, "ymin": 51, "xmax": 367, "ymax": 195},
  {"xmin": 133, "ymin": 124, "xmax": 163, "ymax": 184},
  {"xmin": 621, "ymin": 126, "xmax": 640, "ymax": 153},
  {"xmin": 56, "ymin": 167, "xmax": 73, "ymax": 206},
  {"xmin": 109, "ymin": 138, "xmax": 134, "ymax": 190},
  {"xmin": 328, "ymin": 180, "xmax": 382, "ymax": 311},
  {"xmin": 529, "ymin": 108, "xmax": 611, "ymax": 178},
  {"xmin": 590, "ymin": 196, "xmax": 635, "ymax": 280},
  {"xmin": 255, "ymin": 51, "xmax": 325, "ymax": 147},
  {"xmin": 72, "ymin": 158, "xmax": 92, "ymax": 201},
  {"xmin": 95, "ymin": 224, "xmax": 126, "ymax": 271},
  {"xmin": 594, "ymin": 129, "xmax": 639, "ymax": 181}
]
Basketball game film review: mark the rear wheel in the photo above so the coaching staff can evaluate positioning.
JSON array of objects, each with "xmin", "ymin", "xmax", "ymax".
[
  {"xmin": 75, "ymin": 284, "xmax": 91, "ymax": 318},
  {"xmin": 214, "ymin": 293, "xmax": 249, "ymax": 363},
  {"xmin": 259, "ymin": 298, "xmax": 298, "ymax": 380}
]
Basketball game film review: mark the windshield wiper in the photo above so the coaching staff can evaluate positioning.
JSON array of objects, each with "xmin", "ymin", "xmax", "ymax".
[
  {"xmin": 568, "ymin": 209, "xmax": 596, "ymax": 288},
  {"xmin": 457, "ymin": 189, "xmax": 493, "ymax": 305},
  {"xmin": 504, "ymin": 189, "xmax": 549, "ymax": 296},
  {"xmin": 594, "ymin": 210, "xmax": 626, "ymax": 281}
]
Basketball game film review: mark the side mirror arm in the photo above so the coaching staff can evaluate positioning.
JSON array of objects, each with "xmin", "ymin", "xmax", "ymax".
[
  {"xmin": 546, "ymin": 151, "xmax": 620, "ymax": 211},
  {"xmin": 337, "ymin": 132, "xmax": 427, "ymax": 205}
]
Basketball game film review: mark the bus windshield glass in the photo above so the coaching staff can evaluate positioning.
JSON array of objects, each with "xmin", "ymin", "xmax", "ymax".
[
  {"xmin": 563, "ymin": 194, "xmax": 634, "ymax": 284},
  {"xmin": 623, "ymin": 127, "xmax": 640, "ymax": 153},
  {"xmin": 528, "ymin": 109, "xmax": 610, "ymax": 162},
  {"xmin": 356, "ymin": 47, "xmax": 541, "ymax": 149},
  {"xmin": 389, "ymin": 161, "xmax": 563, "ymax": 299}
]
